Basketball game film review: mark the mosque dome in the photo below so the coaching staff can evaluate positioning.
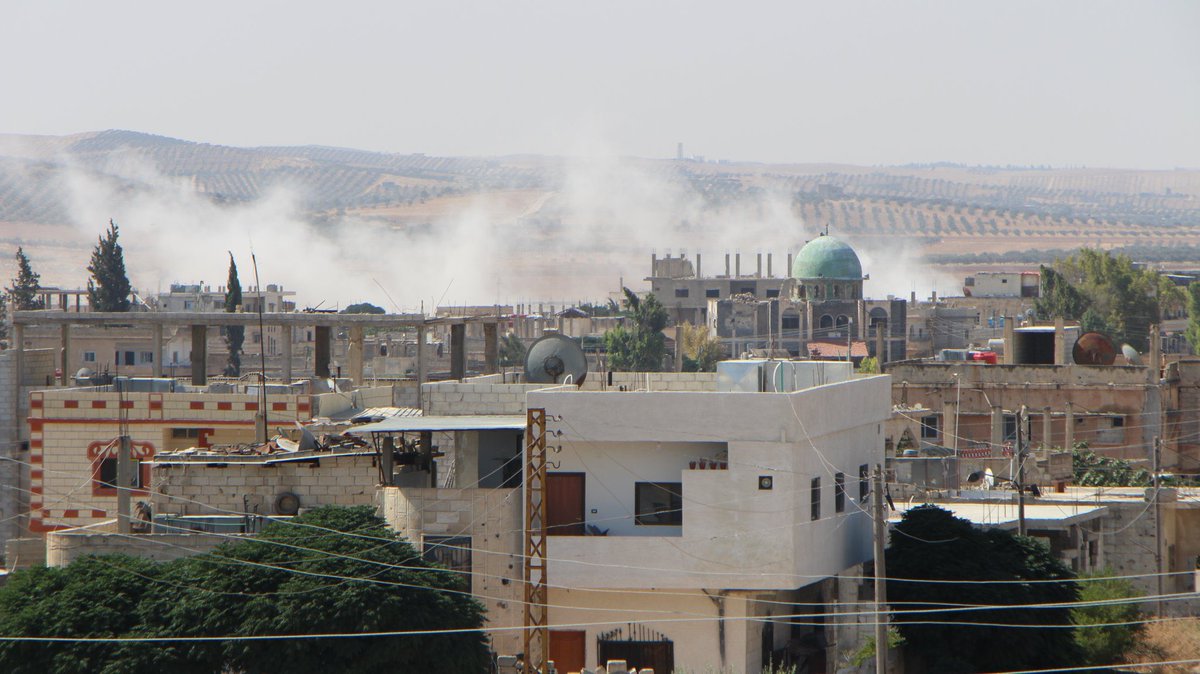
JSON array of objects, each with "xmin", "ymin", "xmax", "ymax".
[{"xmin": 790, "ymin": 235, "xmax": 863, "ymax": 281}]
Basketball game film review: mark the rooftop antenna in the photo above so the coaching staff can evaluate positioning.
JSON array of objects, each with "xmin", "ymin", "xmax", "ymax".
[
  {"xmin": 372, "ymin": 277, "xmax": 403, "ymax": 314},
  {"xmin": 250, "ymin": 251, "xmax": 269, "ymax": 444}
]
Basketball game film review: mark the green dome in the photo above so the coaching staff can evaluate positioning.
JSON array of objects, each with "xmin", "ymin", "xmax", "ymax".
[{"xmin": 791, "ymin": 235, "xmax": 862, "ymax": 280}]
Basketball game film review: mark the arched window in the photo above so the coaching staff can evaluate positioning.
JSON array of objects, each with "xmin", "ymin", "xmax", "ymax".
[
  {"xmin": 836, "ymin": 315, "xmax": 849, "ymax": 328},
  {"xmin": 819, "ymin": 314, "xmax": 834, "ymax": 329},
  {"xmin": 833, "ymin": 285, "xmax": 841, "ymax": 298}
]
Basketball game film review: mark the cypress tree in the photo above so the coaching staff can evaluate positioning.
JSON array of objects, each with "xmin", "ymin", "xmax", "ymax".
[
  {"xmin": 224, "ymin": 253, "xmax": 244, "ymax": 376},
  {"xmin": 7, "ymin": 247, "xmax": 44, "ymax": 310},
  {"xmin": 86, "ymin": 220, "xmax": 132, "ymax": 312}
]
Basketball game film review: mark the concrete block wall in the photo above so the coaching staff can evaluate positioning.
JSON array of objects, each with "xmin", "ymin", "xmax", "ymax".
[
  {"xmin": 422, "ymin": 382, "xmax": 544, "ymax": 416},
  {"xmin": 29, "ymin": 388, "xmax": 311, "ymax": 532},
  {"xmin": 46, "ymin": 527, "xmax": 233, "ymax": 567},
  {"xmin": 377, "ymin": 486, "xmax": 524, "ymax": 656},
  {"xmin": 153, "ymin": 454, "xmax": 378, "ymax": 517}
]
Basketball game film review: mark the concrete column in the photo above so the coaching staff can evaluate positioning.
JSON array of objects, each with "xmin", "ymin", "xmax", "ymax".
[
  {"xmin": 450, "ymin": 323, "xmax": 466, "ymax": 381},
  {"xmin": 348, "ymin": 325, "xmax": 364, "ymax": 385},
  {"xmin": 787, "ymin": 253, "xmax": 793, "ymax": 276},
  {"xmin": 1065, "ymin": 401, "xmax": 1075, "ymax": 451},
  {"xmin": 725, "ymin": 254, "xmax": 730, "ymax": 277},
  {"xmin": 756, "ymin": 253, "xmax": 762, "ymax": 278},
  {"xmin": 12, "ymin": 323, "xmax": 24, "ymax": 424},
  {"xmin": 990, "ymin": 405, "xmax": 1004, "ymax": 450},
  {"xmin": 766, "ymin": 253, "xmax": 772, "ymax": 278},
  {"xmin": 59, "ymin": 323, "xmax": 70, "ymax": 385},
  {"xmin": 483, "ymin": 322, "xmax": 498, "ymax": 374},
  {"xmin": 875, "ymin": 323, "xmax": 886, "ymax": 365},
  {"xmin": 1149, "ymin": 323, "xmax": 1160, "ymax": 383},
  {"xmin": 1043, "ymin": 407, "xmax": 1053, "ymax": 449},
  {"xmin": 151, "ymin": 323, "xmax": 163, "ymax": 378},
  {"xmin": 314, "ymin": 326, "xmax": 331, "ymax": 378},
  {"xmin": 1003, "ymin": 316, "xmax": 1015, "ymax": 365},
  {"xmin": 1054, "ymin": 316, "xmax": 1066, "ymax": 365},
  {"xmin": 281, "ymin": 328, "xmax": 293, "ymax": 382},
  {"xmin": 856, "ymin": 301, "xmax": 867, "ymax": 340},
  {"xmin": 381, "ymin": 436, "xmax": 395, "ymax": 487},
  {"xmin": 735, "ymin": 253, "xmax": 741, "ymax": 278},
  {"xmin": 805, "ymin": 302, "xmax": 815, "ymax": 342},
  {"xmin": 942, "ymin": 400, "xmax": 958, "ymax": 452},
  {"xmin": 696, "ymin": 253, "xmax": 702, "ymax": 278},
  {"xmin": 190, "ymin": 325, "xmax": 208, "ymax": 386},
  {"xmin": 416, "ymin": 325, "xmax": 428, "ymax": 410}
]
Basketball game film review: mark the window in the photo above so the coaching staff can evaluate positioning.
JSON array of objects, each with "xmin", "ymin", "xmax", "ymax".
[
  {"xmin": 140, "ymin": 351, "xmax": 154, "ymax": 364},
  {"xmin": 96, "ymin": 458, "xmax": 144, "ymax": 490},
  {"xmin": 766, "ymin": 288, "xmax": 779, "ymax": 298},
  {"xmin": 859, "ymin": 464, "xmax": 870, "ymax": 503},
  {"xmin": 705, "ymin": 288, "xmax": 720, "ymax": 298},
  {"xmin": 253, "ymin": 333, "xmax": 262, "ymax": 344},
  {"xmin": 1004, "ymin": 414, "xmax": 1018, "ymax": 442},
  {"xmin": 810, "ymin": 477, "xmax": 821, "ymax": 520},
  {"xmin": 920, "ymin": 415, "xmax": 940, "ymax": 440},
  {"xmin": 635, "ymin": 482, "xmax": 683, "ymax": 526},
  {"xmin": 1111, "ymin": 416, "xmax": 1124, "ymax": 428},
  {"xmin": 172, "ymin": 428, "xmax": 202, "ymax": 439},
  {"xmin": 835, "ymin": 472, "xmax": 846, "ymax": 513},
  {"xmin": 739, "ymin": 286, "xmax": 755, "ymax": 295},
  {"xmin": 674, "ymin": 288, "xmax": 689, "ymax": 298},
  {"xmin": 422, "ymin": 535, "xmax": 472, "ymax": 577},
  {"xmin": 82, "ymin": 351, "xmax": 96, "ymax": 363}
]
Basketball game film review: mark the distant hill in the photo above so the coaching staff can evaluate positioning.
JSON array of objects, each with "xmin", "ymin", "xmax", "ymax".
[{"xmin": 1, "ymin": 129, "xmax": 1198, "ymax": 266}]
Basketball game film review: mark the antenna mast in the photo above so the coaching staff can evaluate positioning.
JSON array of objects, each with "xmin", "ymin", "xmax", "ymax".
[{"xmin": 251, "ymin": 252, "xmax": 269, "ymax": 444}]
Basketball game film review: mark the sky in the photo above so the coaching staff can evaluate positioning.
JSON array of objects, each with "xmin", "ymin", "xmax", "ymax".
[{"xmin": 1, "ymin": 1, "xmax": 1197, "ymax": 169}]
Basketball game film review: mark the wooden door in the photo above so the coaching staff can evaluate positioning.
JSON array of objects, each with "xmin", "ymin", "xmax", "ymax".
[
  {"xmin": 546, "ymin": 472, "xmax": 585, "ymax": 536},
  {"xmin": 550, "ymin": 630, "xmax": 586, "ymax": 674}
]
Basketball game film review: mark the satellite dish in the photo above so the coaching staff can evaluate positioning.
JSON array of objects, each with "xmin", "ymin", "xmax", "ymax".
[
  {"xmin": 1121, "ymin": 344, "xmax": 1142, "ymax": 366},
  {"xmin": 1072, "ymin": 332, "xmax": 1117, "ymax": 365},
  {"xmin": 524, "ymin": 333, "xmax": 587, "ymax": 385}
]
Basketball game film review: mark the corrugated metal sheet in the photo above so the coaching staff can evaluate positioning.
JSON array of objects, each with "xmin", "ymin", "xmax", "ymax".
[{"xmin": 348, "ymin": 415, "xmax": 526, "ymax": 434}]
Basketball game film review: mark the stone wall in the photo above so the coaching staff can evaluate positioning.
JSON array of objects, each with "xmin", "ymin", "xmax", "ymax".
[
  {"xmin": 377, "ymin": 486, "xmax": 523, "ymax": 656},
  {"xmin": 46, "ymin": 524, "xmax": 233, "ymax": 567},
  {"xmin": 421, "ymin": 372, "xmax": 719, "ymax": 416},
  {"xmin": 153, "ymin": 454, "xmax": 378, "ymax": 517}
]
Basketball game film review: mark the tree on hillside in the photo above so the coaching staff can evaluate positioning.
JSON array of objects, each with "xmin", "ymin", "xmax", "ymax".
[
  {"xmin": 887, "ymin": 505, "xmax": 1081, "ymax": 672},
  {"xmin": 223, "ymin": 253, "xmax": 244, "ymax": 377},
  {"xmin": 86, "ymin": 220, "xmax": 132, "ymax": 312},
  {"xmin": 7, "ymin": 247, "xmax": 44, "ymax": 310},
  {"xmin": 341, "ymin": 302, "xmax": 385, "ymax": 315},
  {"xmin": 1185, "ymin": 282, "xmax": 1200, "ymax": 355},
  {"xmin": 604, "ymin": 288, "xmax": 668, "ymax": 372},
  {"xmin": 0, "ymin": 507, "xmax": 489, "ymax": 674}
]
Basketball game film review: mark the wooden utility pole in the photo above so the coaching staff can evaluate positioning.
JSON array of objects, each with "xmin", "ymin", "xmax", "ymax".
[
  {"xmin": 523, "ymin": 409, "xmax": 549, "ymax": 673},
  {"xmin": 872, "ymin": 464, "xmax": 889, "ymax": 674},
  {"xmin": 1017, "ymin": 405, "xmax": 1027, "ymax": 537}
]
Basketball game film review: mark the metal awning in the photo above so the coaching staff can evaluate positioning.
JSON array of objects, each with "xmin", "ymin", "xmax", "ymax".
[{"xmin": 348, "ymin": 415, "xmax": 526, "ymax": 434}]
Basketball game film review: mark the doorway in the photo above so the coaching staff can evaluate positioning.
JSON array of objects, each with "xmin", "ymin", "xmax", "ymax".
[{"xmin": 546, "ymin": 472, "xmax": 585, "ymax": 536}]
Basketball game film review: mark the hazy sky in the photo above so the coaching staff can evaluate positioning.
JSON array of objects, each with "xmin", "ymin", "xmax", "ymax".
[{"xmin": 2, "ymin": 1, "xmax": 1197, "ymax": 168}]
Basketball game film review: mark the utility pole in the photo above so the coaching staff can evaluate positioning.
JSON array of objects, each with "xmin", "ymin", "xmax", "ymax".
[
  {"xmin": 1017, "ymin": 405, "xmax": 1027, "ymax": 537},
  {"xmin": 872, "ymin": 464, "xmax": 889, "ymax": 674},
  {"xmin": 116, "ymin": 435, "xmax": 132, "ymax": 534},
  {"xmin": 1153, "ymin": 435, "xmax": 1164, "ymax": 617}
]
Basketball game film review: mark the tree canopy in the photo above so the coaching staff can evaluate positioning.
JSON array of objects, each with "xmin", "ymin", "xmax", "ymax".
[
  {"xmin": 86, "ymin": 220, "xmax": 132, "ymax": 312},
  {"xmin": 0, "ymin": 506, "xmax": 489, "ymax": 674},
  {"xmin": 7, "ymin": 247, "xmax": 43, "ymax": 310},
  {"xmin": 1035, "ymin": 249, "xmax": 1161, "ymax": 350},
  {"xmin": 1185, "ymin": 282, "xmax": 1200, "ymax": 354},
  {"xmin": 886, "ymin": 505, "xmax": 1081, "ymax": 673},
  {"xmin": 679, "ymin": 323, "xmax": 721, "ymax": 372},
  {"xmin": 499, "ymin": 332, "xmax": 526, "ymax": 368},
  {"xmin": 341, "ymin": 302, "xmax": 385, "ymax": 315},
  {"xmin": 223, "ymin": 253, "xmax": 244, "ymax": 377},
  {"xmin": 604, "ymin": 287, "xmax": 669, "ymax": 371}
]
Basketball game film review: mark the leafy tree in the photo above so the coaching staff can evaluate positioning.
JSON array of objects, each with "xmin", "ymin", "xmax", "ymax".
[
  {"xmin": 604, "ymin": 287, "xmax": 668, "ymax": 371},
  {"xmin": 1036, "ymin": 250, "xmax": 1159, "ymax": 350},
  {"xmin": 223, "ymin": 254, "xmax": 244, "ymax": 377},
  {"xmin": 341, "ymin": 302, "xmax": 385, "ymax": 315},
  {"xmin": 679, "ymin": 323, "xmax": 722, "ymax": 372},
  {"xmin": 0, "ymin": 292, "xmax": 8, "ymax": 345},
  {"xmin": 7, "ymin": 247, "xmax": 44, "ymax": 310},
  {"xmin": 1072, "ymin": 570, "xmax": 1143, "ymax": 665},
  {"xmin": 1185, "ymin": 282, "xmax": 1200, "ymax": 354},
  {"xmin": 0, "ymin": 507, "xmax": 489, "ymax": 674},
  {"xmin": 1072, "ymin": 445, "xmax": 1152, "ymax": 487},
  {"xmin": 887, "ymin": 505, "xmax": 1081, "ymax": 673},
  {"xmin": 499, "ymin": 332, "xmax": 526, "ymax": 368},
  {"xmin": 86, "ymin": 220, "xmax": 132, "ymax": 312},
  {"xmin": 1035, "ymin": 265, "xmax": 1088, "ymax": 325},
  {"xmin": 857, "ymin": 356, "xmax": 879, "ymax": 374}
]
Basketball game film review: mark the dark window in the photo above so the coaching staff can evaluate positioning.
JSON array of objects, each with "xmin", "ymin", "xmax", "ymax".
[
  {"xmin": 836, "ymin": 315, "xmax": 849, "ymax": 328},
  {"xmin": 422, "ymin": 535, "xmax": 472, "ymax": 577},
  {"xmin": 705, "ymin": 288, "xmax": 720, "ymax": 298},
  {"xmin": 835, "ymin": 473, "xmax": 846, "ymax": 513},
  {"xmin": 739, "ymin": 287, "xmax": 755, "ymax": 295},
  {"xmin": 920, "ymin": 415, "xmax": 939, "ymax": 439},
  {"xmin": 635, "ymin": 482, "xmax": 683, "ymax": 526},
  {"xmin": 766, "ymin": 288, "xmax": 779, "ymax": 298},
  {"xmin": 97, "ymin": 458, "xmax": 144, "ymax": 490},
  {"xmin": 674, "ymin": 288, "xmax": 689, "ymax": 298},
  {"xmin": 1112, "ymin": 416, "xmax": 1124, "ymax": 428},
  {"xmin": 810, "ymin": 477, "xmax": 821, "ymax": 520},
  {"xmin": 123, "ymin": 351, "xmax": 135, "ymax": 366},
  {"xmin": 1004, "ymin": 414, "xmax": 1018, "ymax": 442},
  {"xmin": 859, "ymin": 464, "xmax": 870, "ymax": 503}
]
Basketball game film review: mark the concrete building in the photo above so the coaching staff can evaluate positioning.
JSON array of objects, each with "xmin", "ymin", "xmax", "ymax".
[
  {"xmin": 365, "ymin": 363, "xmax": 891, "ymax": 673},
  {"xmin": 962, "ymin": 271, "xmax": 1041, "ymax": 298},
  {"xmin": 646, "ymin": 252, "xmax": 790, "ymax": 327}
]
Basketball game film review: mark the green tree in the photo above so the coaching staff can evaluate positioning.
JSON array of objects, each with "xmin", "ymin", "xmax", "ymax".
[
  {"xmin": 86, "ymin": 220, "xmax": 132, "ymax": 312},
  {"xmin": 7, "ymin": 247, "xmax": 44, "ymax": 310},
  {"xmin": 341, "ymin": 302, "xmax": 385, "ymax": 315},
  {"xmin": 1072, "ymin": 570, "xmax": 1143, "ymax": 665},
  {"xmin": 0, "ymin": 292, "xmax": 8, "ymax": 345},
  {"xmin": 604, "ymin": 287, "xmax": 668, "ymax": 371},
  {"xmin": 1036, "ymin": 249, "xmax": 1160, "ymax": 350},
  {"xmin": 499, "ymin": 332, "xmax": 526, "ymax": 368},
  {"xmin": 1072, "ymin": 445, "xmax": 1152, "ymax": 487},
  {"xmin": 1185, "ymin": 282, "xmax": 1200, "ymax": 354},
  {"xmin": 223, "ymin": 254, "xmax": 244, "ymax": 377},
  {"xmin": 679, "ymin": 323, "xmax": 722, "ymax": 372},
  {"xmin": 886, "ymin": 505, "xmax": 1081, "ymax": 673}
]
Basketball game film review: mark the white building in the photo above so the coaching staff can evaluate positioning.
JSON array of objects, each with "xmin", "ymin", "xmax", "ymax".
[{"xmin": 368, "ymin": 363, "xmax": 891, "ymax": 673}]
